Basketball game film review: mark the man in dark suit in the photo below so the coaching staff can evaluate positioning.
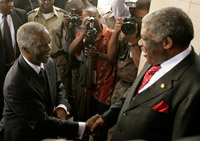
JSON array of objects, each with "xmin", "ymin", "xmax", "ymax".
[
  {"xmin": 0, "ymin": 22, "xmax": 94, "ymax": 141},
  {"xmin": 0, "ymin": 0, "xmax": 28, "ymax": 120},
  {"xmin": 87, "ymin": 7, "xmax": 200, "ymax": 140}
]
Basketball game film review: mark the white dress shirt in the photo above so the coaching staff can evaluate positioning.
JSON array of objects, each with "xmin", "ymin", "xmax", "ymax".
[
  {"xmin": 138, "ymin": 46, "xmax": 192, "ymax": 94},
  {"xmin": 23, "ymin": 56, "xmax": 86, "ymax": 138},
  {"xmin": 0, "ymin": 13, "xmax": 16, "ymax": 55}
]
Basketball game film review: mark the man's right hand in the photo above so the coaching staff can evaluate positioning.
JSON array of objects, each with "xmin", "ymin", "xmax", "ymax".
[
  {"xmin": 63, "ymin": 14, "xmax": 71, "ymax": 27},
  {"xmin": 114, "ymin": 17, "xmax": 124, "ymax": 33},
  {"xmin": 90, "ymin": 114, "xmax": 106, "ymax": 136}
]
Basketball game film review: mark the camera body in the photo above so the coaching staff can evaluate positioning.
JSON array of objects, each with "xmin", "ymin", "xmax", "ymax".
[{"xmin": 121, "ymin": 0, "xmax": 141, "ymax": 37}]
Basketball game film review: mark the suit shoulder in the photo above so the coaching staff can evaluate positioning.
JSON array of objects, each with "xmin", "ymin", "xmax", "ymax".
[
  {"xmin": 55, "ymin": 7, "xmax": 68, "ymax": 14},
  {"xmin": 27, "ymin": 8, "xmax": 38, "ymax": 16},
  {"xmin": 12, "ymin": 7, "xmax": 27, "ymax": 15},
  {"xmin": 13, "ymin": 7, "xmax": 27, "ymax": 13}
]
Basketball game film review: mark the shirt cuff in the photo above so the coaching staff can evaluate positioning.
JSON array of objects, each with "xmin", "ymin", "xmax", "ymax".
[
  {"xmin": 77, "ymin": 122, "xmax": 86, "ymax": 139},
  {"xmin": 56, "ymin": 104, "xmax": 70, "ymax": 115}
]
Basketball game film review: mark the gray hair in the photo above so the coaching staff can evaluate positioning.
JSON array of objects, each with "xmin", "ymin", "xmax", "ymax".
[
  {"xmin": 142, "ymin": 7, "xmax": 194, "ymax": 46},
  {"xmin": 17, "ymin": 22, "xmax": 48, "ymax": 51}
]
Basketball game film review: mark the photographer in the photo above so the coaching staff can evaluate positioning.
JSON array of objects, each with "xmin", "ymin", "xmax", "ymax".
[
  {"xmin": 51, "ymin": 0, "xmax": 85, "ymax": 120},
  {"xmin": 107, "ymin": 0, "xmax": 151, "ymax": 140},
  {"xmin": 69, "ymin": 6, "xmax": 117, "ymax": 141}
]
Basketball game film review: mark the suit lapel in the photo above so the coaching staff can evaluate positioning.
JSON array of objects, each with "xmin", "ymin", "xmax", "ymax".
[
  {"xmin": 125, "ymin": 50, "xmax": 195, "ymax": 111},
  {"xmin": 44, "ymin": 64, "xmax": 54, "ymax": 106},
  {"xmin": 18, "ymin": 56, "xmax": 50, "ymax": 106},
  {"xmin": 126, "ymin": 63, "xmax": 151, "ymax": 104}
]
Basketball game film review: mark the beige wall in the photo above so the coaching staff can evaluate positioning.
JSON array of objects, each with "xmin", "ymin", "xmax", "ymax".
[
  {"xmin": 138, "ymin": 0, "xmax": 200, "ymax": 74},
  {"xmin": 97, "ymin": 0, "xmax": 113, "ymax": 14}
]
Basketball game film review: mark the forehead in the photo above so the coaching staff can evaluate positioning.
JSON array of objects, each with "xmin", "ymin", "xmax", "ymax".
[
  {"xmin": 83, "ymin": 9, "xmax": 98, "ymax": 17},
  {"xmin": 34, "ymin": 30, "xmax": 50, "ymax": 43}
]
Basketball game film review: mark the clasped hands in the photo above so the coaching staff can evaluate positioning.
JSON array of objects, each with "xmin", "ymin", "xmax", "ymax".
[{"xmin": 85, "ymin": 114, "xmax": 106, "ymax": 136}]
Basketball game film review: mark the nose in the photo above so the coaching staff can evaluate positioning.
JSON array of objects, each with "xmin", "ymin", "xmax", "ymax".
[{"xmin": 46, "ymin": 43, "xmax": 52, "ymax": 52}]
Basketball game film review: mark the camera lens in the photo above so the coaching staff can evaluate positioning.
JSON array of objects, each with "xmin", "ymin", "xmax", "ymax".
[{"xmin": 121, "ymin": 22, "xmax": 136, "ymax": 35}]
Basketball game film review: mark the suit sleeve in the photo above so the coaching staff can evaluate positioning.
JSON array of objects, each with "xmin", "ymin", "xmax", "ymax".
[
  {"xmin": 52, "ymin": 58, "xmax": 71, "ymax": 111},
  {"xmin": 101, "ymin": 89, "xmax": 127, "ymax": 128}
]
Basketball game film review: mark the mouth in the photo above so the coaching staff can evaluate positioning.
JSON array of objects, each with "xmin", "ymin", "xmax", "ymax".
[{"xmin": 44, "ymin": 53, "xmax": 51, "ymax": 58}]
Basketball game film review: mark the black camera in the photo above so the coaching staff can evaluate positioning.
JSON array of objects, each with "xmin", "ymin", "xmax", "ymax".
[
  {"xmin": 71, "ymin": 9, "xmax": 79, "ymax": 25},
  {"xmin": 121, "ymin": 0, "xmax": 141, "ymax": 36},
  {"xmin": 121, "ymin": 16, "xmax": 141, "ymax": 36}
]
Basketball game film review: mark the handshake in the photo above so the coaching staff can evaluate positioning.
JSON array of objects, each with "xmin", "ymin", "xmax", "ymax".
[{"xmin": 85, "ymin": 114, "xmax": 106, "ymax": 136}]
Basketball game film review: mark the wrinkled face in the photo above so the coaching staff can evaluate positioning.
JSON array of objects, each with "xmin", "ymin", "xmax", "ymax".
[
  {"xmin": 0, "ymin": 0, "xmax": 13, "ymax": 15},
  {"xmin": 28, "ymin": 30, "xmax": 52, "ymax": 66},
  {"xmin": 138, "ymin": 24, "xmax": 166, "ymax": 65},
  {"xmin": 39, "ymin": 0, "xmax": 54, "ymax": 13}
]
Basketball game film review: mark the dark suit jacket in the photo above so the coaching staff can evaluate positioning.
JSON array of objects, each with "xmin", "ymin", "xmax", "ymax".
[
  {"xmin": 14, "ymin": 0, "xmax": 39, "ymax": 12},
  {"xmin": 1, "ymin": 55, "xmax": 79, "ymax": 141},
  {"xmin": 102, "ymin": 49, "xmax": 200, "ymax": 141},
  {"xmin": 0, "ymin": 8, "xmax": 27, "ymax": 120}
]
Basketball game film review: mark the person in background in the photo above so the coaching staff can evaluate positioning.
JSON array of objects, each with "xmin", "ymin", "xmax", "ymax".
[
  {"xmin": 106, "ymin": 0, "xmax": 151, "ymax": 140},
  {"xmin": 87, "ymin": 6, "xmax": 200, "ymax": 141},
  {"xmin": 65, "ymin": 0, "xmax": 92, "ymax": 13},
  {"xmin": 69, "ymin": 6, "xmax": 117, "ymax": 141},
  {"xmin": 0, "ymin": 22, "xmax": 96, "ymax": 141},
  {"xmin": 0, "ymin": 0, "xmax": 27, "ymax": 120},
  {"xmin": 51, "ymin": 0, "xmax": 85, "ymax": 120}
]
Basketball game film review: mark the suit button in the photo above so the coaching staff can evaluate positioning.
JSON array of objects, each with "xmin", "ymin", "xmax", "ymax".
[
  {"xmin": 123, "ymin": 112, "xmax": 127, "ymax": 116},
  {"xmin": 117, "ymin": 129, "xmax": 121, "ymax": 133}
]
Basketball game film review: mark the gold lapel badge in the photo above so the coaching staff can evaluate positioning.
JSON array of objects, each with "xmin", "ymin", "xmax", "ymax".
[{"xmin": 161, "ymin": 83, "xmax": 165, "ymax": 88}]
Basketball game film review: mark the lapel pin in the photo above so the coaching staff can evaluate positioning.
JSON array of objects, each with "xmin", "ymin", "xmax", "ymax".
[{"xmin": 161, "ymin": 83, "xmax": 165, "ymax": 88}]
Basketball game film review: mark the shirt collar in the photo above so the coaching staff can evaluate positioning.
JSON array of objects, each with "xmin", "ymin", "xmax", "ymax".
[
  {"xmin": 0, "ymin": 13, "xmax": 11, "ymax": 19},
  {"xmin": 23, "ymin": 56, "xmax": 44, "ymax": 74},
  {"xmin": 160, "ymin": 45, "xmax": 192, "ymax": 72},
  {"xmin": 36, "ymin": 6, "xmax": 58, "ymax": 18}
]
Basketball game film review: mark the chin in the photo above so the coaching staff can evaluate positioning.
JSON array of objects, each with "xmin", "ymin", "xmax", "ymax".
[{"xmin": 42, "ymin": 58, "xmax": 50, "ymax": 64}]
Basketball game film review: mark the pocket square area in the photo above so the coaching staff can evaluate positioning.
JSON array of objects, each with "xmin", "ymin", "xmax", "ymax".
[{"xmin": 152, "ymin": 100, "xmax": 169, "ymax": 113}]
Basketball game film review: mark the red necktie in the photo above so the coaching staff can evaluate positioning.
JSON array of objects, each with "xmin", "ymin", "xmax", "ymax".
[
  {"xmin": 3, "ymin": 14, "xmax": 14, "ymax": 65},
  {"xmin": 136, "ymin": 65, "xmax": 161, "ymax": 94}
]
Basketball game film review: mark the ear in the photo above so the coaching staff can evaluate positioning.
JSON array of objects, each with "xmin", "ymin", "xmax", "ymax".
[
  {"xmin": 22, "ymin": 46, "xmax": 29, "ymax": 54},
  {"xmin": 163, "ymin": 37, "xmax": 173, "ymax": 50}
]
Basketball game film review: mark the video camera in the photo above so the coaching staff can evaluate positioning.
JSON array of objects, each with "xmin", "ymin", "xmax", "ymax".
[
  {"xmin": 85, "ymin": 17, "xmax": 97, "ymax": 51},
  {"xmin": 121, "ymin": 0, "xmax": 141, "ymax": 37}
]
